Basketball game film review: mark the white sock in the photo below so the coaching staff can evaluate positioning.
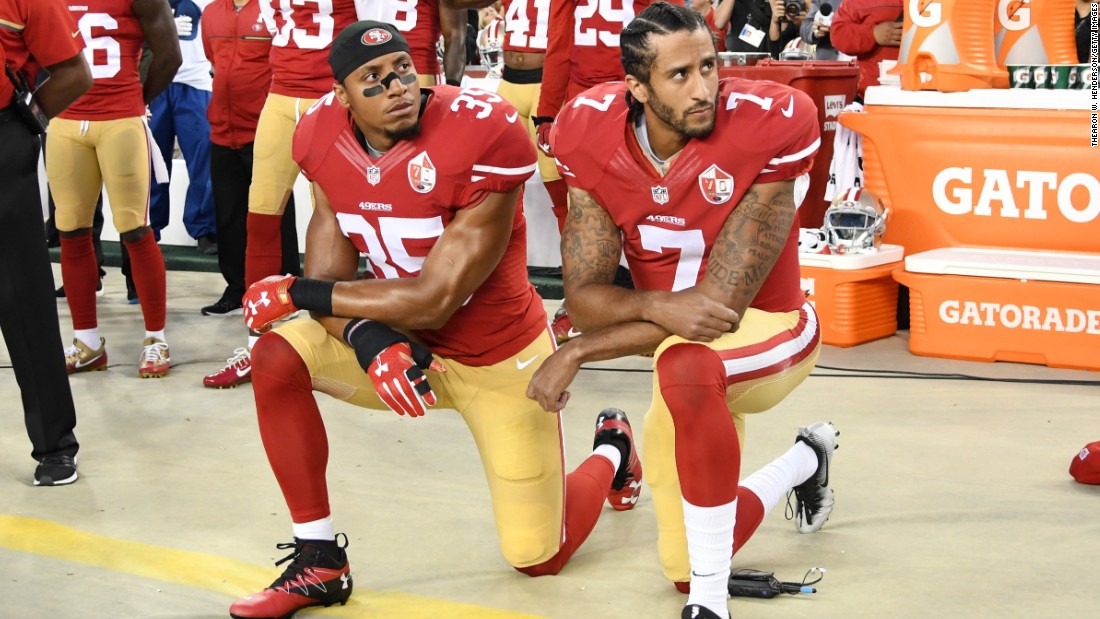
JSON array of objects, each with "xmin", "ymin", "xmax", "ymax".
[
  {"xmin": 683, "ymin": 498, "xmax": 736, "ymax": 619},
  {"xmin": 292, "ymin": 516, "xmax": 335, "ymax": 541},
  {"xmin": 247, "ymin": 334, "xmax": 260, "ymax": 349},
  {"xmin": 740, "ymin": 442, "xmax": 819, "ymax": 516},
  {"xmin": 74, "ymin": 328, "xmax": 100, "ymax": 350},
  {"xmin": 145, "ymin": 329, "xmax": 165, "ymax": 342},
  {"xmin": 591, "ymin": 443, "xmax": 622, "ymax": 473}
]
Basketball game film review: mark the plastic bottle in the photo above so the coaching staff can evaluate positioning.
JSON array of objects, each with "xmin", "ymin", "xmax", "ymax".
[
  {"xmin": 993, "ymin": 0, "xmax": 1079, "ymax": 87},
  {"xmin": 894, "ymin": 0, "xmax": 1005, "ymax": 92}
]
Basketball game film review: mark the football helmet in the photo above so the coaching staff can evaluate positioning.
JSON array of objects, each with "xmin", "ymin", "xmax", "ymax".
[
  {"xmin": 822, "ymin": 188, "xmax": 888, "ymax": 254},
  {"xmin": 478, "ymin": 19, "xmax": 504, "ymax": 79}
]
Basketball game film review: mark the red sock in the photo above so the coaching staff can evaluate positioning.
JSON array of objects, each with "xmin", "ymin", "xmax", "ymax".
[
  {"xmin": 60, "ymin": 233, "xmax": 99, "ymax": 330},
  {"xmin": 673, "ymin": 486, "xmax": 768, "ymax": 594},
  {"xmin": 657, "ymin": 343, "xmax": 741, "ymax": 507},
  {"xmin": 515, "ymin": 454, "xmax": 615, "ymax": 577},
  {"xmin": 246, "ymin": 212, "xmax": 285, "ymax": 287},
  {"xmin": 252, "ymin": 333, "xmax": 331, "ymax": 523},
  {"xmin": 123, "ymin": 233, "xmax": 167, "ymax": 332},
  {"xmin": 544, "ymin": 179, "xmax": 568, "ymax": 233}
]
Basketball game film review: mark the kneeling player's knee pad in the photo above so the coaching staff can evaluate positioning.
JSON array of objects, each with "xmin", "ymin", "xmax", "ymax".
[
  {"xmin": 485, "ymin": 413, "xmax": 545, "ymax": 482},
  {"xmin": 501, "ymin": 530, "xmax": 554, "ymax": 571}
]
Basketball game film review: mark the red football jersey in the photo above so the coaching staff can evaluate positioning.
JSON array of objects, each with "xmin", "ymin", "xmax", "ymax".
[
  {"xmin": 58, "ymin": 0, "xmax": 146, "ymax": 121},
  {"xmin": 259, "ymin": 0, "xmax": 364, "ymax": 98},
  {"xmin": 553, "ymin": 79, "xmax": 821, "ymax": 313},
  {"xmin": 501, "ymin": 0, "xmax": 550, "ymax": 53},
  {"xmin": 536, "ymin": 0, "xmax": 652, "ymax": 118},
  {"xmin": 359, "ymin": 0, "xmax": 443, "ymax": 78},
  {"xmin": 0, "ymin": 0, "xmax": 84, "ymax": 109},
  {"xmin": 293, "ymin": 86, "xmax": 546, "ymax": 366}
]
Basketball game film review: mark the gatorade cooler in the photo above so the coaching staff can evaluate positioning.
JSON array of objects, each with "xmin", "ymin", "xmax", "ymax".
[
  {"xmin": 800, "ymin": 244, "xmax": 904, "ymax": 347},
  {"xmin": 895, "ymin": 0, "xmax": 1006, "ymax": 92},
  {"xmin": 894, "ymin": 248, "xmax": 1100, "ymax": 371},
  {"xmin": 718, "ymin": 60, "xmax": 860, "ymax": 228},
  {"xmin": 993, "ymin": 0, "xmax": 1079, "ymax": 87}
]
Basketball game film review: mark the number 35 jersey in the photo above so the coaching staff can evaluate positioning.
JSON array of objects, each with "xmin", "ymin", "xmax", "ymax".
[
  {"xmin": 59, "ymin": 0, "xmax": 146, "ymax": 121},
  {"xmin": 293, "ymin": 87, "xmax": 546, "ymax": 366},
  {"xmin": 553, "ymin": 79, "xmax": 821, "ymax": 314}
]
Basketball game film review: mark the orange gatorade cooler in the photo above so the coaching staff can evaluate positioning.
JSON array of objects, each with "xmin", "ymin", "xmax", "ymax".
[
  {"xmin": 799, "ymin": 244, "xmax": 904, "ymax": 347},
  {"xmin": 993, "ymin": 0, "xmax": 1079, "ymax": 87},
  {"xmin": 895, "ymin": 0, "xmax": 1005, "ymax": 92}
]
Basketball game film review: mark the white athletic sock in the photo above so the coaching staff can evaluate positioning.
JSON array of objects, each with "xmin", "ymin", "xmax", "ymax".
[
  {"xmin": 74, "ymin": 328, "xmax": 100, "ymax": 350},
  {"xmin": 591, "ymin": 443, "xmax": 622, "ymax": 473},
  {"xmin": 740, "ymin": 442, "xmax": 819, "ymax": 516},
  {"xmin": 683, "ymin": 498, "xmax": 736, "ymax": 619},
  {"xmin": 145, "ymin": 329, "xmax": 165, "ymax": 342},
  {"xmin": 292, "ymin": 516, "xmax": 335, "ymax": 541},
  {"xmin": 247, "ymin": 334, "xmax": 260, "ymax": 349}
]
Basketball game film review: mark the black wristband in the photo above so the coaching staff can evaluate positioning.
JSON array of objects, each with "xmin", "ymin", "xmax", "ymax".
[
  {"xmin": 445, "ymin": 78, "xmax": 461, "ymax": 87},
  {"xmin": 532, "ymin": 116, "xmax": 554, "ymax": 127},
  {"xmin": 343, "ymin": 319, "xmax": 406, "ymax": 371},
  {"xmin": 287, "ymin": 278, "xmax": 335, "ymax": 315}
]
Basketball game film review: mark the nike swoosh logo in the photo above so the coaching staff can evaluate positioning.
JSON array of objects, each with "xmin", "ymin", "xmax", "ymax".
[
  {"xmin": 73, "ymin": 353, "xmax": 103, "ymax": 368},
  {"xmin": 566, "ymin": 327, "xmax": 582, "ymax": 339},
  {"xmin": 505, "ymin": 111, "xmax": 519, "ymax": 124},
  {"xmin": 72, "ymin": 30, "xmax": 81, "ymax": 38},
  {"xmin": 516, "ymin": 354, "xmax": 539, "ymax": 370},
  {"xmin": 236, "ymin": 366, "xmax": 251, "ymax": 378},
  {"xmin": 781, "ymin": 96, "xmax": 795, "ymax": 118}
]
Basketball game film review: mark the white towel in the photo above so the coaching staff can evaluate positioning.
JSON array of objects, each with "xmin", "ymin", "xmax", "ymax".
[{"xmin": 825, "ymin": 102, "xmax": 864, "ymax": 202}]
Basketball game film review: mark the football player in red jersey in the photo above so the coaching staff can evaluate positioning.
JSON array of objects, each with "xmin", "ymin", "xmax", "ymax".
[
  {"xmin": 47, "ymin": 0, "xmax": 181, "ymax": 378},
  {"xmin": 229, "ymin": 21, "xmax": 642, "ymax": 619},
  {"xmin": 528, "ymin": 4, "xmax": 839, "ymax": 619},
  {"xmin": 203, "ymin": 0, "xmax": 372, "ymax": 389},
  {"xmin": 358, "ymin": 0, "xmax": 468, "ymax": 86}
]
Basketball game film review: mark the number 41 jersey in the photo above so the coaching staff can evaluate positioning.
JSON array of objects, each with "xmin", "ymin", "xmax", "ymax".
[
  {"xmin": 293, "ymin": 87, "xmax": 546, "ymax": 366},
  {"xmin": 553, "ymin": 78, "xmax": 821, "ymax": 314}
]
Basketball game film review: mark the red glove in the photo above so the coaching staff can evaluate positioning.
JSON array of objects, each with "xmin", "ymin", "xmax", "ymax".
[
  {"xmin": 243, "ymin": 275, "xmax": 298, "ymax": 332},
  {"xmin": 534, "ymin": 118, "xmax": 554, "ymax": 157},
  {"xmin": 344, "ymin": 319, "xmax": 445, "ymax": 417}
]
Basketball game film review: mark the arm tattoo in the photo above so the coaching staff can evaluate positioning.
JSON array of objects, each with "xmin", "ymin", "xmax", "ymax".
[
  {"xmin": 701, "ymin": 183, "xmax": 797, "ymax": 313},
  {"xmin": 562, "ymin": 188, "xmax": 622, "ymax": 287}
]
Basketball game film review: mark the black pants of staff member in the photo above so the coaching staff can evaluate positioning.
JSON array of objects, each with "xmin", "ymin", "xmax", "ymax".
[
  {"xmin": 210, "ymin": 142, "xmax": 300, "ymax": 305},
  {"xmin": 0, "ymin": 109, "xmax": 79, "ymax": 463}
]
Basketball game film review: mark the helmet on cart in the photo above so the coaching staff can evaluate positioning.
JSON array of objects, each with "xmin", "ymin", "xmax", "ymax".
[{"xmin": 822, "ymin": 187, "xmax": 888, "ymax": 254}]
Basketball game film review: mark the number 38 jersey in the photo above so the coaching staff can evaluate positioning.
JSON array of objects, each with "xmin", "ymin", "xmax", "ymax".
[
  {"xmin": 259, "ymin": 0, "xmax": 367, "ymax": 98},
  {"xmin": 59, "ymin": 0, "xmax": 145, "ymax": 121},
  {"xmin": 292, "ymin": 87, "xmax": 546, "ymax": 366},
  {"xmin": 553, "ymin": 79, "xmax": 821, "ymax": 314}
]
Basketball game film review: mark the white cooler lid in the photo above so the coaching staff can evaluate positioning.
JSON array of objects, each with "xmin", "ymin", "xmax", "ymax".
[
  {"xmin": 905, "ymin": 248, "xmax": 1100, "ymax": 285},
  {"xmin": 799, "ymin": 244, "xmax": 905, "ymax": 270},
  {"xmin": 863, "ymin": 86, "xmax": 1093, "ymax": 111}
]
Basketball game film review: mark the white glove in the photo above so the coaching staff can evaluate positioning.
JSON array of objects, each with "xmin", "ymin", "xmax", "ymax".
[{"xmin": 174, "ymin": 15, "xmax": 193, "ymax": 38}]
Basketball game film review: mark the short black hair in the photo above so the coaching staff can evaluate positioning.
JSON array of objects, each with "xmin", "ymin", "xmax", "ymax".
[{"xmin": 620, "ymin": 1, "xmax": 712, "ymax": 85}]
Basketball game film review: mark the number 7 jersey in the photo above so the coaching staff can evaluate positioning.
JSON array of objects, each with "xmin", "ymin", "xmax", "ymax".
[
  {"xmin": 553, "ymin": 79, "xmax": 821, "ymax": 314},
  {"xmin": 292, "ymin": 87, "xmax": 547, "ymax": 366},
  {"xmin": 59, "ymin": 0, "xmax": 146, "ymax": 121}
]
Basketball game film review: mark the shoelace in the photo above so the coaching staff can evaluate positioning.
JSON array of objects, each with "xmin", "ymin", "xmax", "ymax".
[
  {"xmin": 141, "ymin": 342, "xmax": 169, "ymax": 364},
  {"xmin": 224, "ymin": 347, "xmax": 250, "ymax": 366}
]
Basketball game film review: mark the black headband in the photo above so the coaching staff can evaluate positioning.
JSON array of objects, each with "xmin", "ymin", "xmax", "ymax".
[{"xmin": 329, "ymin": 21, "xmax": 412, "ymax": 83}]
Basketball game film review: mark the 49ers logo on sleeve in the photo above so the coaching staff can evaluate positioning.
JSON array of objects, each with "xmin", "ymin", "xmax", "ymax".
[
  {"xmin": 408, "ymin": 152, "xmax": 436, "ymax": 193},
  {"xmin": 698, "ymin": 164, "xmax": 734, "ymax": 204},
  {"xmin": 362, "ymin": 28, "xmax": 393, "ymax": 45}
]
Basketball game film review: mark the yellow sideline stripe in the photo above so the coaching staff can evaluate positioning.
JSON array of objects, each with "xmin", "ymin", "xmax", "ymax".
[{"xmin": 0, "ymin": 515, "xmax": 547, "ymax": 619}]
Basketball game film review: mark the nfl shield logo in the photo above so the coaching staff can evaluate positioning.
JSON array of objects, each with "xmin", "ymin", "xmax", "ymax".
[
  {"xmin": 698, "ymin": 164, "xmax": 734, "ymax": 204},
  {"xmin": 651, "ymin": 186, "xmax": 669, "ymax": 205},
  {"xmin": 367, "ymin": 165, "xmax": 381, "ymax": 186},
  {"xmin": 408, "ymin": 152, "xmax": 436, "ymax": 193}
]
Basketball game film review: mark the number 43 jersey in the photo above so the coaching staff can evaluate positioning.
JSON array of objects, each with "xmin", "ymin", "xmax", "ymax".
[
  {"xmin": 59, "ymin": 0, "xmax": 146, "ymax": 121},
  {"xmin": 553, "ymin": 79, "xmax": 822, "ymax": 314},
  {"xmin": 293, "ymin": 87, "xmax": 547, "ymax": 366}
]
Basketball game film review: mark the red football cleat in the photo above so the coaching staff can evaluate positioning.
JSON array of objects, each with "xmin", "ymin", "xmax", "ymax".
[
  {"xmin": 203, "ymin": 348, "xmax": 252, "ymax": 389},
  {"xmin": 551, "ymin": 305, "xmax": 581, "ymax": 345},
  {"xmin": 230, "ymin": 536, "xmax": 352, "ymax": 619},
  {"xmin": 594, "ymin": 408, "xmax": 643, "ymax": 511}
]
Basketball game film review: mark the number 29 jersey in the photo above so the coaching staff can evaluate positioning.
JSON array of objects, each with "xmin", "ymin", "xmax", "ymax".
[
  {"xmin": 59, "ymin": 0, "xmax": 145, "ymax": 121},
  {"xmin": 552, "ymin": 79, "xmax": 821, "ymax": 314},
  {"xmin": 292, "ymin": 87, "xmax": 546, "ymax": 366}
]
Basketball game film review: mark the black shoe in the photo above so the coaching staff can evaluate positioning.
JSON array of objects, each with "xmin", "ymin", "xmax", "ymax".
[
  {"xmin": 34, "ymin": 455, "xmax": 78, "ymax": 486},
  {"xmin": 201, "ymin": 297, "xmax": 243, "ymax": 316},
  {"xmin": 682, "ymin": 604, "xmax": 724, "ymax": 619},
  {"xmin": 197, "ymin": 234, "xmax": 218, "ymax": 255},
  {"xmin": 229, "ymin": 535, "xmax": 352, "ymax": 619},
  {"xmin": 593, "ymin": 408, "xmax": 643, "ymax": 511},
  {"xmin": 57, "ymin": 279, "xmax": 104, "ymax": 299},
  {"xmin": 126, "ymin": 279, "xmax": 139, "ymax": 305}
]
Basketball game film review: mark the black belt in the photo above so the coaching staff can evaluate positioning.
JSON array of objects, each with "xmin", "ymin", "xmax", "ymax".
[
  {"xmin": 0, "ymin": 106, "xmax": 17, "ymax": 124},
  {"xmin": 502, "ymin": 65, "xmax": 543, "ymax": 84}
]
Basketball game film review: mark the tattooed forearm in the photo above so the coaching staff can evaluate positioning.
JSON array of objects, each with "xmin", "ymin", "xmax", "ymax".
[
  {"xmin": 699, "ymin": 181, "xmax": 798, "ymax": 314},
  {"xmin": 562, "ymin": 187, "xmax": 623, "ymax": 289}
]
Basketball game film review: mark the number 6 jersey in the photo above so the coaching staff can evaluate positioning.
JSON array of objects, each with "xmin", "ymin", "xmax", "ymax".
[
  {"xmin": 59, "ymin": 0, "xmax": 146, "ymax": 121},
  {"xmin": 292, "ymin": 86, "xmax": 546, "ymax": 366},
  {"xmin": 553, "ymin": 79, "xmax": 821, "ymax": 314}
]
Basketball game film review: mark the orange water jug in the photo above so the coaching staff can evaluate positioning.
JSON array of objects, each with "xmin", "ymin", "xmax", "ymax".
[
  {"xmin": 894, "ymin": 0, "xmax": 1006, "ymax": 92},
  {"xmin": 993, "ymin": 0, "xmax": 1079, "ymax": 87}
]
